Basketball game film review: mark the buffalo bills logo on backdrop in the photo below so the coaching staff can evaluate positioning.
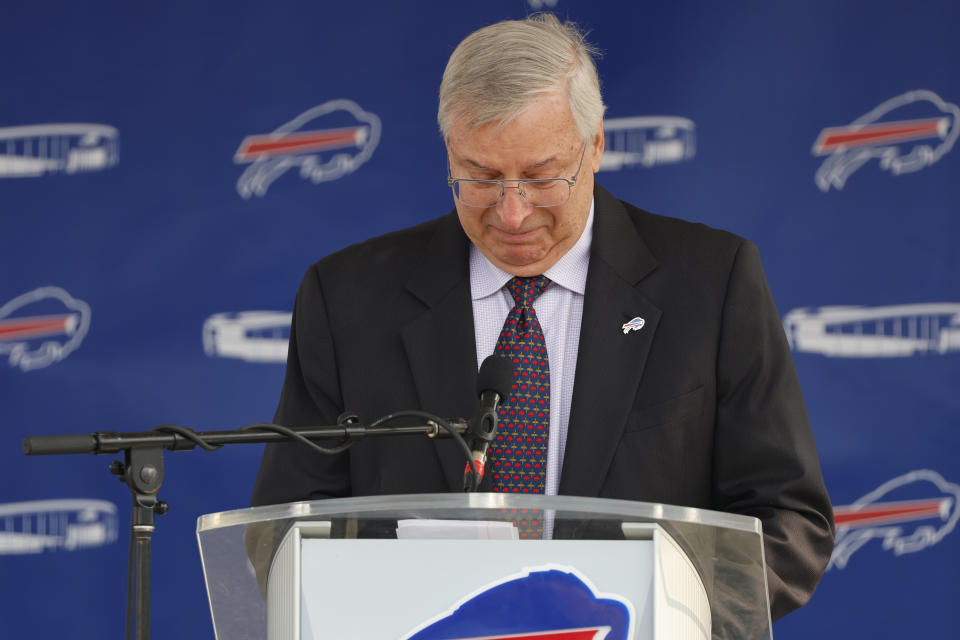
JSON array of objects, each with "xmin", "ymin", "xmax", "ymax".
[
  {"xmin": 0, "ymin": 123, "xmax": 119, "ymax": 178},
  {"xmin": 402, "ymin": 567, "xmax": 633, "ymax": 640},
  {"xmin": 783, "ymin": 303, "xmax": 960, "ymax": 357},
  {"xmin": 599, "ymin": 116, "xmax": 696, "ymax": 171},
  {"xmin": 0, "ymin": 286, "xmax": 91, "ymax": 371},
  {"xmin": 0, "ymin": 499, "xmax": 118, "ymax": 555},
  {"xmin": 234, "ymin": 99, "xmax": 381, "ymax": 198},
  {"xmin": 202, "ymin": 311, "xmax": 291, "ymax": 363},
  {"xmin": 812, "ymin": 90, "xmax": 959, "ymax": 192},
  {"xmin": 829, "ymin": 470, "xmax": 959, "ymax": 570}
]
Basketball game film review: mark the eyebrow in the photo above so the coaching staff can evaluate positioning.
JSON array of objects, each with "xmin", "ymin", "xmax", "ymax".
[{"xmin": 460, "ymin": 154, "xmax": 562, "ymax": 172}]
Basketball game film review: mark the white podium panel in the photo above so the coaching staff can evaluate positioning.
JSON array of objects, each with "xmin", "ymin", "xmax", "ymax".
[{"xmin": 268, "ymin": 521, "xmax": 710, "ymax": 640}]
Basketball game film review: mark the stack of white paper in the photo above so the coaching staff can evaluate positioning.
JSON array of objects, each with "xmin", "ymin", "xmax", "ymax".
[{"xmin": 395, "ymin": 519, "xmax": 519, "ymax": 540}]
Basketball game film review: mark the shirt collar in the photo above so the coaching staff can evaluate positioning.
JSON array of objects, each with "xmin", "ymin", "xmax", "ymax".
[{"xmin": 470, "ymin": 198, "xmax": 594, "ymax": 300}]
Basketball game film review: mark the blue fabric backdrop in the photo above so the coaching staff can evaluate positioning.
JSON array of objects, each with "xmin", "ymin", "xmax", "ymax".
[{"xmin": 2, "ymin": 1, "xmax": 958, "ymax": 637}]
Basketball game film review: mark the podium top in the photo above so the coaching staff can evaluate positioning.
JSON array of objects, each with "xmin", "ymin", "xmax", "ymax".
[
  {"xmin": 197, "ymin": 494, "xmax": 772, "ymax": 640},
  {"xmin": 198, "ymin": 492, "xmax": 763, "ymax": 534}
]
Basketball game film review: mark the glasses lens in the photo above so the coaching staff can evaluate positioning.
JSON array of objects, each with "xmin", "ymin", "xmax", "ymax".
[
  {"xmin": 521, "ymin": 180, "xmax": 571, "ymax": 207},
  {"xmin": 454, "ymin": 181, "xmax": 500, "ymax": 207},
  {"xmin": 454, "ymin": 179, "xmax": 571, "ymax": 207}
]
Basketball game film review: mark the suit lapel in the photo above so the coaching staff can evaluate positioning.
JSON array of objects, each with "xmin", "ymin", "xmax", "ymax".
[
  {"xmin": 401, "ymin": 212, "xmax": 478, "ymax": 491},
  {"xmin": 559, "ymin": 185, "xmax": 662, "ymax": 496}
]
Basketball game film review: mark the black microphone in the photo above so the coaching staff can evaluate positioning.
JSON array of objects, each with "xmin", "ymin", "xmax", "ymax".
[{"xmin": 464, "ymin": 355, "xmax": 515, "ymax": 491}]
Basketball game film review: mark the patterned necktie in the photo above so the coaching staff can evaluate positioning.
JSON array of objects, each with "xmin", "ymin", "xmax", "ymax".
[{"xmin": 490, "ymin": 276, "xmax": 551, "ymax": 511}]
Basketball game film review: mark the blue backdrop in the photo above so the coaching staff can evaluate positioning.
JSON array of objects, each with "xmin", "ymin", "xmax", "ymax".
[{"xmin": 2, "ymin": 1, "xmax": 958, "ymax": 638}]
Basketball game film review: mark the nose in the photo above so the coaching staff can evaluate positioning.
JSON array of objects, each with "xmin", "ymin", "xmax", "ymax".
[{"xmin": 495, "ymin": 184, "xmax": 532, "ymax": 230}]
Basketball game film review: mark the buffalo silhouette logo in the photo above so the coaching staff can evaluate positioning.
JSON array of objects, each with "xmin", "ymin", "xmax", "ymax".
[
  {"xmin": 0, "ymin": 286, "xmax": 91, "ymax": 371},
  {"xmin": 830, "ymin": 469, "xmax": 959, "ymax": 570},
  {"xmin": 813, "ymin": 90, "xmax": 959, "ymax": 191},
  {"xmin": 402, "ymin": 567, "xmax": 633, "ymax": 640},
  {"xmin": 234, "ymin": 99, "xmax": 381, "ymax": 198}
]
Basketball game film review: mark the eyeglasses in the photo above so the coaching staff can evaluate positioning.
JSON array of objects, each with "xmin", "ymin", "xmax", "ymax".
[{"xmin": 447, "ymin": 144, "xmax": 587, "ymax": 208}]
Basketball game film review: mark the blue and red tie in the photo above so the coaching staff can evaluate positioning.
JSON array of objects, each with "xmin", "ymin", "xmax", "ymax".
[{"xmin": 490, "ymin": 276, "xmax": 551, "ymax": 536}]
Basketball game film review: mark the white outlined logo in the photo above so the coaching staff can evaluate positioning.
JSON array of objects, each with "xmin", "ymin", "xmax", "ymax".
[
  {"xmin": 234, "ymin": 99, "xmax": 381, "ymax": 198},
  {"xmin": 600, "ymin": 116, "xmax": 696, "ymax": 171},
  {"xmin": 0, "ymin": 499, "xmax": 118, "ymax": 555},
  {"xmin": 829, "ymin": 470, "xmax": 959, "ymax": 570},
  {"xmin": 0, "ymin": 287, "xmax": 91, "ymax": 371},
  {"xmin": 783, "ymin": 303, "xmax": 960, "ymax": 358},
  {"xmin": 812, "ymin": 90, "xmax": 959, "ymax": 191},
  {"xmin": 0, "ymin": 123, "xmax": 119, "ymax": 178},
  {"xmin": 202, "ymin": 311, "xmax": 291, "ymax": 363}
]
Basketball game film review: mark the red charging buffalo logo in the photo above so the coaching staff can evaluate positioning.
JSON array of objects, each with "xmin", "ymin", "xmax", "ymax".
[
  {"xmin": 234, "ymin": 99, "xmax": 381, "ymax": 198},
  {"xmin": 812, "ymin": 90, "xmax": 958, "ymax": 191},
  {"xmin": 0, "ymin": 286, "xmax": 91, "ymax": 371},
  {"xmin": 829, "ymin": 469, "xmax": 959, "ymax": 570}
]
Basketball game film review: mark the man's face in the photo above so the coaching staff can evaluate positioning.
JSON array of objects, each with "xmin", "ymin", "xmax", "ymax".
[{"xmin": 445, "ymin": 92, "xmax": 605, "ymax": 277}]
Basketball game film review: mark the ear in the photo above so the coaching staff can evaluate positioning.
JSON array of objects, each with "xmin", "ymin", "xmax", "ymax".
[{"xmin": 589, "ymin": 121, "xmax": 606, "ymax": 173}]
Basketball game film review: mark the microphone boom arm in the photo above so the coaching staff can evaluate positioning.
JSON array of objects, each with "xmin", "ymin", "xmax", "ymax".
[{"xmin": 19, "ymin": 410, "xmax": 475, "ymax": 640}]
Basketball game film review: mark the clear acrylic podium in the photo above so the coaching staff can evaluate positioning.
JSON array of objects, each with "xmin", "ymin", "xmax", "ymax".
[{"xmin": 197, "ymin": 494, "xmax": 773, "ymax": 640}]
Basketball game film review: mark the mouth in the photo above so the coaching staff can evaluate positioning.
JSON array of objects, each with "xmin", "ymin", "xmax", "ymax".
[{"xmin": 489, "ymin": 226, "xmax": 543, "ymax": 243}]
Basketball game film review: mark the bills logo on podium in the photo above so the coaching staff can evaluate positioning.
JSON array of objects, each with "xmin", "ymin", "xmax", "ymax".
[
  {"xmin": 829, "ymin": 469, "xmax": 960, "ymax": 570},
  {"xmin": 402, "ymin": 567, "xmax": 633, "ymax": 640}
]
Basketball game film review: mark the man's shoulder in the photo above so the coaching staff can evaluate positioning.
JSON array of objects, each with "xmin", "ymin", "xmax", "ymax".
[
  {"xmin": 596, "ymin": 185, "xmax": 750, "ymax": 271},
  {"xmin": 623, "ymin": 199, "xmax": 745, "ymax": 252},
  {"xmin": 309, "ymin": 210, "xmax": 461, "ymax": 281}
]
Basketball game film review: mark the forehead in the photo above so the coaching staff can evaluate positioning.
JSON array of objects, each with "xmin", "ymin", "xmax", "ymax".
[{"xmin": 446, "ymin": 93, "xmax": 582, "ymax": 168}]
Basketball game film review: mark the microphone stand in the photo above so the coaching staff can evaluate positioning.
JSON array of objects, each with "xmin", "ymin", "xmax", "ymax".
[{"xmin": 21, "ymin": 416, "xmax": 471, "ymax": 640}]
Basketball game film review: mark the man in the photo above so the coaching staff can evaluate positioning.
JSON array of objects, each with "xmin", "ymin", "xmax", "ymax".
[{"xmin": 251, "ymin": 13, "xmax": 833, "ymax": 622}]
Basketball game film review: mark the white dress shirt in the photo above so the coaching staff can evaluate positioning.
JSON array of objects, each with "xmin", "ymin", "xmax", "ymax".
[{"xmin": 469, "ymin": 201, "xmax": 594, "ymax": 496}]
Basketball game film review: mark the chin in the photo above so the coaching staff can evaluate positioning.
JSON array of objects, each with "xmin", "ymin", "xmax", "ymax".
[{"xmin": 497, "ymin": 257, "xmax": 551, "ymax": 277}]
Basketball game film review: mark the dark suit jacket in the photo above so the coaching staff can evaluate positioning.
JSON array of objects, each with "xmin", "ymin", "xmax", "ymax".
[{"xmin": 251, "ymin": 183, "xmax": 834, "ymax": 621}]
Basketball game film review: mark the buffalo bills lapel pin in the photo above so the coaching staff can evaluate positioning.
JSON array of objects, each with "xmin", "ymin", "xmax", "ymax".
[{"xmin": 622, "ymin": 316, "xmax": 646, "ymax": 334}]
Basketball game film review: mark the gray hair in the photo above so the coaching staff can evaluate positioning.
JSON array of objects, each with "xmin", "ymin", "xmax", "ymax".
[{"xmin": 438, "ymin": 13, "xmax": 605, "ymax": 143}]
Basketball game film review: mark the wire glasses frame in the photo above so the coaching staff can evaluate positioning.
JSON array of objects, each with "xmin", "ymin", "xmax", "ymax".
[{"xmin": 447, "ymin": 144, "xmax": 587, "ymax": 208}]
